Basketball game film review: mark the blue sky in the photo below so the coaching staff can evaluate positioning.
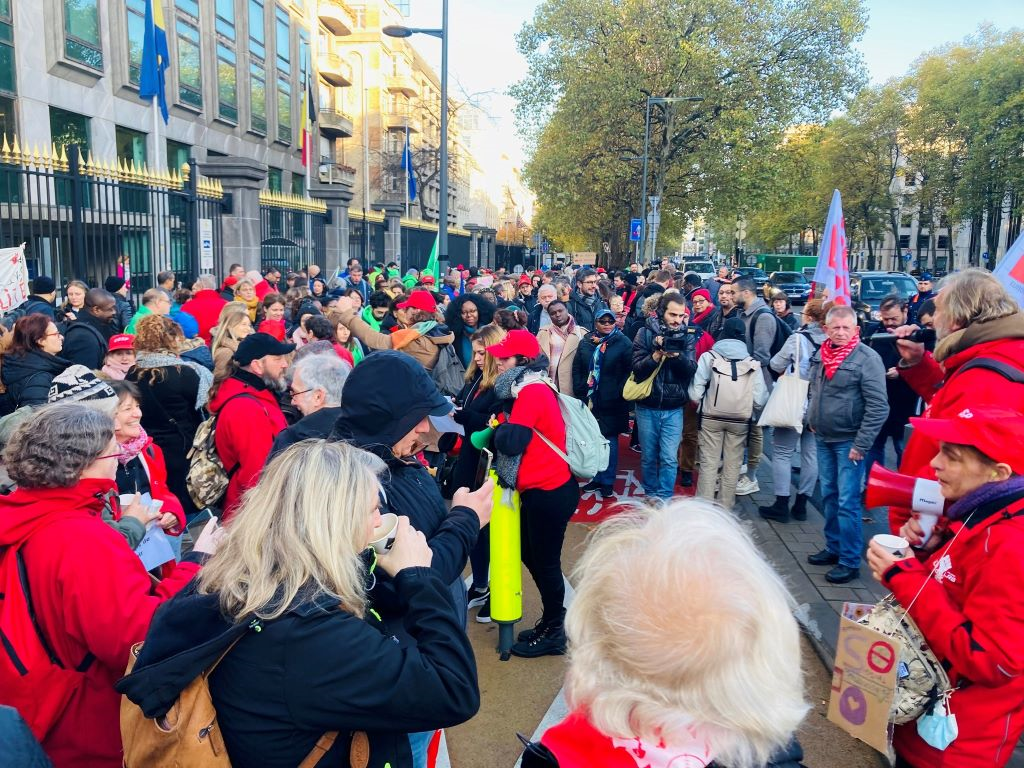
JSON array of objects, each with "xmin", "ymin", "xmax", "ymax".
[{"xmin": 404, "ymin": 0, "xmax": 1023, "ymax": 167}]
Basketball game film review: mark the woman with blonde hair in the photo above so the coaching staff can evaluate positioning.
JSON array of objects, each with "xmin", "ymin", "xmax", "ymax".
[
  {"xmin": 211, "ymin": 302, "xmax": 254, "ymax": 381},
  {"xmin": 118, "ymin": 439, "xmax": 480, "ymax": 768},
  {"xmin": 233, "ymin": 279, "xmax": 260, "ymax": 323},
  {"xmin": 448, "ymin": 324, "xmax": 506, "ymax": 621},
  {"xmin": 126, "ymin": 315, "xmax": 212, "ymax": 520},
  {"xmin": 529, "ymin": 500, "xmax": 808, "ymax": 767}
]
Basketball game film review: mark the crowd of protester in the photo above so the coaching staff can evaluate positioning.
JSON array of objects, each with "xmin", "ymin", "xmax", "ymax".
[{"xmin": 0, "ymin": 255, "xmax": 1022, "ymax": 768}]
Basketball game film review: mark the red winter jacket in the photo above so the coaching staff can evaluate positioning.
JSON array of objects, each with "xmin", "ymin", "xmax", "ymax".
[
  {"xmin": 889, "ymin": 319, "xmax": 1024, "ymax": 536},
  {"xmin": 181, "ymin": 289, "xmax": 228, "ymax": 345},
  {"xmin": 0, "ymin": 478, "xmax": 200, "ymax": 767},
  {"xmin": 113, "ymin": 438, "xmax": 186, "ymax": 533},
  {"xmin": 882, "ymin": 490, "xmax": 1024, "ymax": 767},
  {"xmin": 209, "ymin": 372, "xmax": 287, "ymax": 520},
  {"xmin": 506, "ymin": 379, "xmax": 571, "ymax": 492}
]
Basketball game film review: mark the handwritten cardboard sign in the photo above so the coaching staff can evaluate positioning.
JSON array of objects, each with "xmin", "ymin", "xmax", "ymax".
[
  {"xmin": 0, "ymin": 244, "xmax": 30, "ymax": 314},
  {"xmin": 827, "ymin": 609, "xmax": 900, "ymax": 756}
]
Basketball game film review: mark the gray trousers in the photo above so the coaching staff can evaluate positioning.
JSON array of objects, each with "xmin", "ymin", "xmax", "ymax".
[
  {"xmin": 771, "ymin": 426, "xmax": 818, "ymax": 497},
  {"xmin": 697, "ymin": 420, "xmax": 749, "ymax": 509}
]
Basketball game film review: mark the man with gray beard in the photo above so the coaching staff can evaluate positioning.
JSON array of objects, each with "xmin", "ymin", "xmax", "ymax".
[{"xmin": 208, "ymin": 332, "xmax": 295, "ymax": 520}]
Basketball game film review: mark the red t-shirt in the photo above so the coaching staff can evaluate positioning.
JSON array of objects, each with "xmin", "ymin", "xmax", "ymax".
[{"xmin": 509, "ymin": 381, "xmax": 571, "ymax": 491}]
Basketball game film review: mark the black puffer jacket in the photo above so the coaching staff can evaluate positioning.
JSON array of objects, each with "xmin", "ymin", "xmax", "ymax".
[
  {"xmin": 1, "ymin": 349, "xmax": 69, "ymax": 408},
  {"xmin": 630, "ymin": 316, "xmax": 698, "ymax": 410},
  {"xmin": 449, "ymin": 373, "xmax": 502, "ymax": 492},
  {"xmin": 572, "ymin": 330, "xmax": 631, "ymax": 436}
]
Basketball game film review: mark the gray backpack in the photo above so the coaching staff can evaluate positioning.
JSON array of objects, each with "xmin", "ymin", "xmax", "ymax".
[
  {"xmin": 430, "ymin": 342, "xmax": 466, "ymax": 398},
  {"xmin": 700, "ymin": 351, "xmax": 760, "ymax": 422}
]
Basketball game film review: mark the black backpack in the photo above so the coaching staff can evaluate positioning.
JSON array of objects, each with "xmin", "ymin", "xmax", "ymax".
[{"xmin": 749, "ymin": 307, "xmax": 793, "ymax": 358}]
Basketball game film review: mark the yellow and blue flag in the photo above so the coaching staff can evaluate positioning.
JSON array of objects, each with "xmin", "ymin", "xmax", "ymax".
[
  {"xmin": 402, "ymin": 131, "xmax": 417, "ymax": 202},
  {"xmin": 139, "ymin": 0, "xmax": 170, "ymax": 123}
]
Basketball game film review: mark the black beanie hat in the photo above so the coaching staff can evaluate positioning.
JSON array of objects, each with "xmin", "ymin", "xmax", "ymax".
[
  {"xmin": 32, "ymin": 276, "xmax": 55, "ymax": 295},
  {"xmin": 104, "ymin": 276, "xmax": 126, "ymax": 293},
  {"xmin": 720, "ymin": 317, "xmax": 748, "ymax": 343}
]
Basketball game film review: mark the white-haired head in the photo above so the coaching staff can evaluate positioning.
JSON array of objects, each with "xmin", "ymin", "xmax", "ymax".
[{"xmin": 564, "ymin": 499, "xmax": 808, "ymax": 767}]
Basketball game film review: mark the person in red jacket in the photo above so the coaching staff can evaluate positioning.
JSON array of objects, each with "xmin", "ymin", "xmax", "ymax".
[
  {"xmin": 208, "ymin": 332, "xmax": 294, "ymax": 520},
  {"xmin": 888, "ymin": 269, "xmax": 1024, "ymax": 537},
  {"xmin": 180, "ymin": 273, "xmax": 228, "ymax": 344},
  {"xmin": 868, "ymin": 406, "xmax": 1024, "ymax": 768},
  {"xmin": 488, "ymin": 329, "xmax": 579, "ymax": 658},
  {"xmin": 0, "ymin": 403, "xmax": 221, "ymax": 768}
]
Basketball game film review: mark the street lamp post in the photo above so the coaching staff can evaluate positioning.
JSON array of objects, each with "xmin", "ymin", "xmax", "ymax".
[
  {"xmin": 637, "ymin": 96, "xmax": 703, "ymax": 265},
  {"xmin": 384, "ymin": 1, "xmax": 449, "ymax": 279}
]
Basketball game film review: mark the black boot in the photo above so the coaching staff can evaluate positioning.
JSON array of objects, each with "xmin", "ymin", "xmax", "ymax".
[
  {"xmin": 791, "ymin": 493, "xmax": 809, "ymax": 521},
  {"xmin": 758, "ymin": 495, "xmax": 790, "ymax": 523},
  {"xmin": 510, "ymin": 619, "xmax": 567, "ymax": 658}
]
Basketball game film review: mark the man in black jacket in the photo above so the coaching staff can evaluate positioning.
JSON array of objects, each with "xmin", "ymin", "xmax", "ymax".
[
  {"xmin": 3, "ymin": 275, "xmax": 59, "ymax": 328},
  {"xmin": 331, "ymin": 351, "xmax": 491, "ymax": 621},
  {"xmin": 268, "ymin": 353, "xmax": 351, "ymax": 461},
  {"xmin": 566, "ymin": 268, "xmax": 608, "ymax": 331},
  {"xmin": 103, "ymin": 276, "xmax": 134, "ymax": 331},
  {"xmin": 631, "ymin": 293, "xmax": 698, "ymax": 499},
  {"xmin": 62, "ymin": 288, "xmax": 117, "ymax": 369}
]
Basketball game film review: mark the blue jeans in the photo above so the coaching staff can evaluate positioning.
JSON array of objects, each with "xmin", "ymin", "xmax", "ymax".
[
  {"xmin": 592, "ymin": 434, "xmax": 619, "ymax": 488},
  {"xmin": 816, "ymin": 437, "xmax": 866, "ymax": 569},
  {"xmin": 865, "ymin": 433, "xmax": 904, "ymax": 480},
  {"xmin": 635, "ymin": 406, "xmax": 683, "ymax": 499},
  {"xmin": 408, "ymin": 731, "xmax": 433, "ymax": 768}
]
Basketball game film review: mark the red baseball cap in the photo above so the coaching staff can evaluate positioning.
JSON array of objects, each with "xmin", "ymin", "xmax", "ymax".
[
  {"xmin": 518, "ymin": 274, "xmax": 532, "ymax": 285},
  {"xmin": 396, "ymin": 290, "xmax": 437, "ymax": 313},
  {"xmin": 596, "ymin": 267, "xmax": 607, "ymax": 274},
  {"xmin": 911, "ymin": 406, "xmax": 1024, "ymax": 474},
  {"xmin": 421, "ymin": 274, "xmax": 436, "ymax": 285},
  {"xmin": 107, "ymin": 334, "xmax": 135, "ymax": 352},
  {"xmin": 486, "ymin": 329, "xmax": 540, "ymax": 359}
]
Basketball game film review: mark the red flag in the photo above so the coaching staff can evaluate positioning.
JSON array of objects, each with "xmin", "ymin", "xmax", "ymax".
[{"xmin": 812, "ymin": 189, "xmax": 850, "ymax": 305}]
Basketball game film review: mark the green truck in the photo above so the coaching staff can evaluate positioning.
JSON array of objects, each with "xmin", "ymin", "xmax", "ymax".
[{"xmin": 750, "ymin": 253, "xmax": 818, "ymax": 274}]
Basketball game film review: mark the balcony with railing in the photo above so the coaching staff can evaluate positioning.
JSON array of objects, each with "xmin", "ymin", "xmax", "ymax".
[
  {"xmin": 318, "ymin": 51, "xmax": 353, "ymax": 87},
  {"xmin": 318, "ymin": 0, "xmax": 355, "ymax": 36},
  {"xmin": 383, "ymin": 110, "xmax": 421, "ymax": 133},
  {"xmin": 318, "ymin": 163, "xmax": 356, "ymax": 186},
  {"xmin": 319, "ymin": 107, "xmax": 354, "ymax": 138}
]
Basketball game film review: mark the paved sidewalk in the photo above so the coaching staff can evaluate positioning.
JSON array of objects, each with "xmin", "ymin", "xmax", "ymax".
[{"xmin": 735, "ymin": 440, "xmax": 890, "ymax": 666}]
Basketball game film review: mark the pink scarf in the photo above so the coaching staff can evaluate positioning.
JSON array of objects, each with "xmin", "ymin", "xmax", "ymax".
[
  {"xmin": 117, "ymin": 427, "xmax": 149, "ymax": 465},
  {"xmin": 102, "ymin": 358, "xmax": 134, "ymax": 381}
]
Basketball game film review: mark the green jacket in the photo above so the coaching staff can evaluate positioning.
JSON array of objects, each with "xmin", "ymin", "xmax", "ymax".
[
  {"xmin": 125, "ymin": 304, "xmax": 153, "ymax": 334},
  {"xmin": 360, "ymin": 305, "xmax": 383, "ymax": 332}
]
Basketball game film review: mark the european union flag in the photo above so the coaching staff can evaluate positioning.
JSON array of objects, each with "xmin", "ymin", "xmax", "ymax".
[
  {"xmin": 139, "ymin": 0, "xmax": 170, "ymax": 123},
  {"xmin": 402, "ymin": 132, "xmax": 417, "ymax": 202}
]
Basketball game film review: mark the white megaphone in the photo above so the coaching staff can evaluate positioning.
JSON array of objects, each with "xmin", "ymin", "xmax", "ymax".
[{"xmin": 865, "ymin": 464, "xmax": 947, "ymax": 541}]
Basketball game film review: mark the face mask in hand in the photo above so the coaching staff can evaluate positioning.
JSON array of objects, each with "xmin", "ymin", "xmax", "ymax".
[{"xmin": 917, "ymin": 697, "xmax": 958, "ymax": 751}]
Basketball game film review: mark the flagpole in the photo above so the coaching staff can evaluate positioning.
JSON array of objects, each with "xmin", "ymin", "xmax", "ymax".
[{"xmin": 404, "ymin": 118, "xmax": 410, "ymax": 220}]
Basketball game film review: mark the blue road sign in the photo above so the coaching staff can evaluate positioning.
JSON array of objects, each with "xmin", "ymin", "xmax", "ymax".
[{"xmin": 629, "ymin": 218, "xmax": 642, "ymax": 242}]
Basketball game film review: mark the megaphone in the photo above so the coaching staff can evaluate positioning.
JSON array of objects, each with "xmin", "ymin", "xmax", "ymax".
[{"xmin": 865, "ymin": 464, "xmax": 947, "ymax": 540}]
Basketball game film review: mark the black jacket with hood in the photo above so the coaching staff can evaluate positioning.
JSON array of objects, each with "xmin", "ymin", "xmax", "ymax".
[
  {"xmin": 330, "ymin": 352, "xmax": 478, "ymax": 618},
  {"xmin": 630, "ymin": 316, "xmax": 699, "ymax": 410},
  {"xmin": 1, "ymin": 348, "xmax": 70, "ymax": 408},
  {"xmin": 268, "ymin": 405, "xmax": 343, "ymax": 461},
  {"xmin": 62, "ymin": 312, "xmax": 116, "ymax": 369},
  {"xmin": 116, "ymin": 570, "xmax": 479, "ymax": 768}
]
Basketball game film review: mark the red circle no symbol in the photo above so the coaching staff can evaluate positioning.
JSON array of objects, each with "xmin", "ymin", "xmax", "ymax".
[{"xmin": 867, "ymin": 641, "xmax": 895, "ymax": 674}]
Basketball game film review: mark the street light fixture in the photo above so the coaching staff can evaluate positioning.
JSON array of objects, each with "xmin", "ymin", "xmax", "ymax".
[
  {"xmin": 383, "ymin": 2, "xmax": 449, "ymax": 278},
  {"xmin": 637, "ymin": 96, "xmax": 704, "ymax": 264}
]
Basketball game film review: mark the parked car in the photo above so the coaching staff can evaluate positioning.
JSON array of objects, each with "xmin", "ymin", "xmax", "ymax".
[
  {"xmin": 683, "ymin": 259, "xmax": 716, "ymax": 280},
  {"xmin": 802, "ymin": 266, "xmax": 817, "ymax": 280},
  {"xmin": 762, "ymin": 271, "xmax": 812, "ymax": 305},
  {"xmin": 734, "ymin": 266, "xmax": 769, "ymax": 291},
  {"xmin": 849, "ymin": 271, "xmax": 919, "ymax": 325}
]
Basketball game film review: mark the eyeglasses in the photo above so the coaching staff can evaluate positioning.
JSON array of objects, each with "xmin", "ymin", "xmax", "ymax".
[
  {"xmin": 289, "ymin": 387, "xmax": 312, "ymax": 400},
  {"xmin": 96, "ymin": 452, "xmax": 123, "ymax": 461},
  {"xmin": 595, "ymin": 317, "xmax": 615, "ymax": 324},
  {"xmin": 45, "ymin": 331, "xmax": 63, "ymax": 338},
  {"xmin": 582, "ymin": 279, "xmax": 598, "ymax": 286}
]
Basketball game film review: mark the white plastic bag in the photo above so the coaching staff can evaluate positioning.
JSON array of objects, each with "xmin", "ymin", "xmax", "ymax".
[{"xmin": 757, "ymin": 333, "xmax": 809, "ymax": 432}]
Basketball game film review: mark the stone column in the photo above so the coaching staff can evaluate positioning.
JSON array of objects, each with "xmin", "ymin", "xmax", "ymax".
[
  {"xmin": 198, "ymin": 157, "xmax": 268, "ymax": 274},
  {"xmin": 484, "ymin": 228, "xmax": 498, "ymax": 270},
  {"xmin": 463, "ymin": 224, "xmax": 483, "ymax": 268},
  {"xmin": 311, "ymin": 181, "xmax": 354, "ymax": 280}
]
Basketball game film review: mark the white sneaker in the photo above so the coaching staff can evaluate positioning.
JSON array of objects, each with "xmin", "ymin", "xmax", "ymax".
[{"xmin": 735, "ymin": 476, "xmax": 760, "ymax": 496}]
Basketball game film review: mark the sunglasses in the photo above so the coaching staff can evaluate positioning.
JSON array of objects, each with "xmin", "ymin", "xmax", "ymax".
[{"xmin": 595, "ymin": 316, "xmax": 615, "ymax": 324}]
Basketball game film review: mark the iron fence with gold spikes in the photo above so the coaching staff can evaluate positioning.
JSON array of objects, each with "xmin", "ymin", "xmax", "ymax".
[
  {"xmin": 258, "ymin": 189, "xmax": 329, "ymax": 275},
  {"xmin": 0, "ymin": 137, "xmax": 227, "ymax": 303}
]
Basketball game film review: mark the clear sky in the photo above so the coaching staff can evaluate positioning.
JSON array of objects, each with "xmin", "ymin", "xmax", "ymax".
[{"xmin": 403, "ymin": 0, "xmax": 1022, "ymax": 171}]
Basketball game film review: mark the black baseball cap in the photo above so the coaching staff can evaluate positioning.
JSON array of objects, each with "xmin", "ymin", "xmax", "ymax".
[{"xmin": 233, "ymin": 332, "xmax": 296, "ymax": 366}]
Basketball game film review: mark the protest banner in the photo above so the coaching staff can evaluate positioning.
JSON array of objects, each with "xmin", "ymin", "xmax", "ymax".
[
  {"xmin": 828, "ymin": 607, "xmax": 899, "ymax": 756},
  {"xmin": 0, "ymin": 243, "xmax": 30, "ymax": 314}
]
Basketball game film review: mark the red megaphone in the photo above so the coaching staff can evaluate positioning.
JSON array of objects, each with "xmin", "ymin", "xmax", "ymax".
[{"xmin": 866, "ymin": 464, "xmax": 948, "ymax": 538}]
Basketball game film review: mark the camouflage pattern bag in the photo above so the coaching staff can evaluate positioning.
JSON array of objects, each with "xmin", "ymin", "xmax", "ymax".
[{"xmin": 185, "ymin": 394, "xmax": 253, "ymax": 509}]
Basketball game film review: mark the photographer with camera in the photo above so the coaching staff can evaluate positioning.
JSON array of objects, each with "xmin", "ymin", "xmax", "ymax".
[{"xmin": 631, "ymin": 293, "xmax": 699, "ymax": 500}]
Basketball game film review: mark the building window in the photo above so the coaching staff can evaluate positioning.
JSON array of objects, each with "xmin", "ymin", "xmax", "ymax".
[
  {"xmin": 0, "ymin": 0, "xmax": 13, "ymax": 95},
  {"xmin": 64, "ymin": 0, "xmax": 103, "ymax": 70},
  {"xmin": 176, "ymin": 19, "xmax": 202, "ymax": 108},
  {"xmin": 0, "ymin": 94, "xmax": 17, "ymax": 202},
  {"xmin": 116, "ymin": 126, "xmax": 147, "ymax": 166},
  {"xmin": 277, "ymin": 76, "xmax": 291, "ymax": 143},
  {"xmin": 215, "ymin": 0, "xmax": 235, "ymax": 40},
  {"xmin": 898, "ymin": 234, "xmax": 911, "ymax": 250},
  {"xmin": 176, "ymin": 0, "xmax": 200, "ymax": 16},
  {"xmin": 250, "ymin": 61, "xmax": 267, "ymax": 134},
  {"xmin": 217, "ymin": 44, "xmax": 237, "ymax": 122},
  {"xmin": 126, "ymin": 0, "xmax": 146, "ymax": 85},
  {"xmin": 166, "ymin": 139, "xmax": 191, "ymax": 172},
  {"xmin": 291, "ymin": 174, "xmax": 304, "ymax": 195},
  {"xmin": 275, "ymin": 7, "xmax": 290, "ymax": 74},
  {"xmin": 248, "ymin": 0, "xmax": 265, "ymax": 59},
  {"xmin": 917, "ymin": 233, "xmax": 930, "ymax": 248},
  {"xmin": 351, "ymin": 5, "xmax": 365, "ymax": 28},
  {"xmin": 267, "ymin": 166, "xmax": 282, "ymax": 192},
  {"xmin": 937, "ymin": 235, "xmax": 950, "ymax": 249},
  {"xmin": 50, "ymin": 107, "xmax": 90, "ymax": 205}
]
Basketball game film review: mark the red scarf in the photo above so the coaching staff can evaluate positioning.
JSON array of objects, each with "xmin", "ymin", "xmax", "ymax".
[{"xmin": 821, "ymin": 332, "xmax": 860, "ymax": 379}]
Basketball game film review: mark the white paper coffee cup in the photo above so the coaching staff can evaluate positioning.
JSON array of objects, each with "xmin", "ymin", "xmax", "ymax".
[
  {"xmin": 872, "ymin": 533, "xmax": 909, "ymax": 557},
  {"xmin": 369, "ymin": 513, "xmax": 399, "ymax": 555}
]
